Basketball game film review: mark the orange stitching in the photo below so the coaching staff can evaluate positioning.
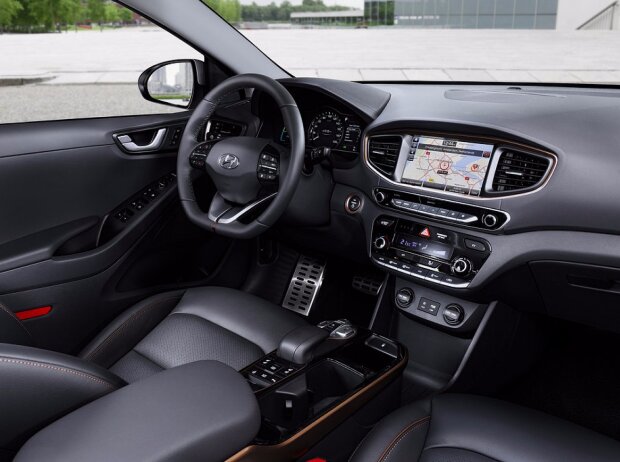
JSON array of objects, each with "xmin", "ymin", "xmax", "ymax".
[
  {"xmin": 0, "ymin": 357, "xmax": 117, "ymax": 389},
  {"xmin": 378, "ymin": 415, "xmax": 430, "ymax": 462}
]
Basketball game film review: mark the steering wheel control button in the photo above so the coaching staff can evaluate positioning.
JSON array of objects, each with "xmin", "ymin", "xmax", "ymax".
[
  {"xmin": 418, "ymin": 298, "xmax": 440, "ymax": 316},
  {"xmin": 345, "ymin": 194, "xmax": 363, "ymax": 214},
  {"xmin": 189, "ymin": 152, "xmax": 207, "ymax": 169},
  {"xmin": 257, "ymin": 148, "xmax": 280, "ymax": 183},
  {"xmin": 443, "ymin": 304, "xmax": 465, "ymax": 326},
  {"xmin": 464, "ymin": 239, "xmax": 487, "ymax": 252},
  {"xmin": 395, "ymin": 288, "xmax": 414, "ymax": 308}
]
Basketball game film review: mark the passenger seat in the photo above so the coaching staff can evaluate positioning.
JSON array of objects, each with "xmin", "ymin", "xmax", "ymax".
[{"xmin": 350, "ymin": 394, "xmax": 620, "ymax": 462}]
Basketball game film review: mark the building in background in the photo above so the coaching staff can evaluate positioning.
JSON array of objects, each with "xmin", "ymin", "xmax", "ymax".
[
  {"xmin": 290, "ymin": 10, "xmax": 365, "ymax": 26},
  {"xmin": 364, "ymin": 0, "xmax": 620, "ymax": 30}
]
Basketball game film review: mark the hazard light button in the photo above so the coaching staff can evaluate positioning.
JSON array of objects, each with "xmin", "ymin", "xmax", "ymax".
[{"xmin": 419, "ymin": 227, "xmax": 431, "ymax": 238}]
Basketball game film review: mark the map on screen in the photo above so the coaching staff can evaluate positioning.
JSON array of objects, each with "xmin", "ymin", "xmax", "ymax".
[{"xmin": 401, "ymin": 136, "xmax": 494, "ymax": 196}]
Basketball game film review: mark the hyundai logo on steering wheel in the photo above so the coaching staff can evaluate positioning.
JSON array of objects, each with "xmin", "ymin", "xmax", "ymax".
[{"xmin": 218, "ymin": 153, "xmax": 239, "ymax": 169}]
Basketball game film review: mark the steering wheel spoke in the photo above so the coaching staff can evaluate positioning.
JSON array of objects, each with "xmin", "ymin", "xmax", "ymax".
[
  {"xmin": 188, "ymin": 141, "xmax": 219, "ymax": 170},
  {"xmin": 208, "ymin": 192, "xmax": 277, "ymax": 225}
]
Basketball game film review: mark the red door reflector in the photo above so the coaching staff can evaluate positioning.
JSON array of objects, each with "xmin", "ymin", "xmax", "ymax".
[{"xmin": 15, "ymin": 306, "xmax": 52, "ymax": 321}]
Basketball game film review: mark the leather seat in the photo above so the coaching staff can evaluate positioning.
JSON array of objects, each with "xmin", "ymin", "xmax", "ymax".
[
  {"xmin": 0, "ymin": 286, "xmax": 306, "ymax": 449},
  {"xmin": 350, "ymin": 394, "xmax": 620, "ymax": 462},
  {"xmin": 78, "ymin": 286, "xmax": 306, "ymax": 383}
]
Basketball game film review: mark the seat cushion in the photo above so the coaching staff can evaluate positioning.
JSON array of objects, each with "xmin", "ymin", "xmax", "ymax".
[
  {"xmin": 350, "ymin": 394, "xmax": 620, "ymax": 462},
  {"xmin": 80, "ymin": 287, "xmax": 306, "ymax": 383}
]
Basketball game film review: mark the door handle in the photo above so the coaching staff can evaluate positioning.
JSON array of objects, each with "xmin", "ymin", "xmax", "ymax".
[{"xmin": 117, "ymin": 128, "xmax": 167, "ymax": 152}]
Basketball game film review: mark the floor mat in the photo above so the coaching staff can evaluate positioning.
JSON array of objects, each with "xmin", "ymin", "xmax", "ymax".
[{"xmin": 497, "ymin": 319, "xmax": 620, "ymax": 441}]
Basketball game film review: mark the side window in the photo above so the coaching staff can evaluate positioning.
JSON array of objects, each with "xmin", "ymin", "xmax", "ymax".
[{"xmin": 0, "ymin": 1, "xmax": 202, "ymax": 124}]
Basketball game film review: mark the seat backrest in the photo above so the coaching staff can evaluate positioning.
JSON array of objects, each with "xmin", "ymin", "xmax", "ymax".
[
  {"xmin": 0, "ymin": 302, "xmax": 33, "ymax": 347},
  {"xmin": 0, "ymin": 343, "xmax": 125, "ymax": 453}
]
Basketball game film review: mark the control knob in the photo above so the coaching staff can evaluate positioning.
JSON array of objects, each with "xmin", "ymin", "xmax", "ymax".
[
  {"xmin": 373, "ymin": 236, "xmax": 389, "ymax": 250},
  {"xmin": 374, "ymin": 191, "xmax": 387, "ymax": 204},
  {"xmin": 451, "ymin": 257, "xmax": 473, "ymax": 277},
  {"xmin": 482, "ymin": 214, "xmax": 498, "ymax": 228}
]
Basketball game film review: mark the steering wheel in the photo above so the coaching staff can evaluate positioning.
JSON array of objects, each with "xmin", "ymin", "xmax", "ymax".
[{"xmin": 177, "ymin": 74, "xmax": 305, "ymax": 239}]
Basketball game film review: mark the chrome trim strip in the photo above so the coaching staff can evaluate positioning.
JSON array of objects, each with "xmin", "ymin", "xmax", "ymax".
[
  {"xmin": 364, "ymin": 131, "xmax": 558, "ymax": 201},
  {"xmin": 215, "ymin": 193, "xmax": 277, "ymax": 225},
  {"xmin": 374, "ymin": 187, "xmax": 512, "ymax": 232},
  {"xmin": 373, "ymin": 258, "xmax": 470, "ymax": 289}
]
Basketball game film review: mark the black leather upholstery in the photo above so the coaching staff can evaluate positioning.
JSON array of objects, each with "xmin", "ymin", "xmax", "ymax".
[
  {"xmin": 0, "ymin": 301, "xmax": 33, "ymax": 347},
  {"xmin": 81, "ymin": 286, "xmax": 307, "ymax": 383},
  {"xmin": 0, "ymin": 343, "xmax": 125, "ymax": 449},
  {"xmin": 0, "ymin": 286, "xmax": 305, "ymax": 450},
  {"xmin": 350, "ymin": 394, "xmax": 620, "ymax": 462},
  {"xmin": 15, "ymin": 361, "xmax": 261, "ymax": 462}
]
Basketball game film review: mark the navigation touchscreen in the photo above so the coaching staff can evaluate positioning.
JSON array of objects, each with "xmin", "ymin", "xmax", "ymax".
[{"xmin": 401, "ymin": 136, "xmax": 494, "ymax": 196}]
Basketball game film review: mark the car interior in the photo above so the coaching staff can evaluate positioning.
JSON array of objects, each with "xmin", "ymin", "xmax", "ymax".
[{"xmin": 2, "ymin": 0, "xmax": 620, "ymax": 461}]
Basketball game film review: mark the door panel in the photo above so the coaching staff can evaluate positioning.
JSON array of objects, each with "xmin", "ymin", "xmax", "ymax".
[{"xmin": 0, "ymin": 113, "xmax": 237, "ymax": 353}]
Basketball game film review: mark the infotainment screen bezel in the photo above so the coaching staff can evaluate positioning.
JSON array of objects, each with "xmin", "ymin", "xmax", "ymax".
[{"xmin": 394, "ymin": 134, "xmax": 495, "ymax": 198}]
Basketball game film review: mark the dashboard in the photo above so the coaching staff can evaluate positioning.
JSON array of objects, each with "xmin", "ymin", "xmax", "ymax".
[
  {"xmin": 209, "ymin": 77, "xmax": 620, "ymax": 333},
  {"xmin": 253, "ymin": 85, "xmax": 366, "ymax": 163}
]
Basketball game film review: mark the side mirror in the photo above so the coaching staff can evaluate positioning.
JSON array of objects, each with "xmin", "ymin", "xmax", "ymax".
[{"xmin": 138, "ymin": 59, "xmax": 204, "ymax": 109}]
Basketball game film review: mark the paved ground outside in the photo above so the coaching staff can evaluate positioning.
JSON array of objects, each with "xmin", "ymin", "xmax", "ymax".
[{"xmin": 1, "ymin": 27, "xmax": 620, "ymax": 123}]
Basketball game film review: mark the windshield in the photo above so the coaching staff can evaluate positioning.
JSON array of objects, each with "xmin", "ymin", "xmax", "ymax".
[{"xmin": 228, "ymin": 0, "xmax": 620, "ymax": 85}]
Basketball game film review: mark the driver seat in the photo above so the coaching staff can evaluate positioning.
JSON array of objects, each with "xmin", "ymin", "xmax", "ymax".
[{"xmin": 0, "ymin": 286, "xmax": 307, "ymax": 449}]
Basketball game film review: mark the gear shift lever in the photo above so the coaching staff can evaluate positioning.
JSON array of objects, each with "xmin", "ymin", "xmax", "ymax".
[{"xmin": 277, "ymin": 325, "xmax": 329, "ymax": 365}]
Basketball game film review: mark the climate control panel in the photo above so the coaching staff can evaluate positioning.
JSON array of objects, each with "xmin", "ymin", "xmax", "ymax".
[{"xmin": 371, "ymin": 215, "xmax": 491, "ymax": 288}]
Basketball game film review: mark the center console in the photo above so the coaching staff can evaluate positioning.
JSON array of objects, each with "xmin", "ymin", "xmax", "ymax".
[
  {"xmin": 230, "ymin": 320, "xmax": 406, "ymax": 461},
  {"xmin": 371, "ymin": 215, "xmax": 491, "ymax": 289}
]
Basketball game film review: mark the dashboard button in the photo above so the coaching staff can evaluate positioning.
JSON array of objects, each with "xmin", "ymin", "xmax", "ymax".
[
  {"xmin": 400, "ymin": 262, "xmax": 414, "ymax": 272},
  {"xmin": 418, "ymin": 298, "xmax": 440, "ymax": 316},
  {"xmin": 392, "ymin": 199, "xmax": 403, "ymax": 207},
  {"xmin": 378, "ymin": 218, "xmax": 395, "ymax": 227},
  {"xmin": 411, "ymin": 267, "xmax": 429, "ymax": 278},
  {"xmin": 427, "ymin": 207, "xmax": 439, "ymax": 214},
  {"xmin": 438, "ymin": 208, "xmax": 449, "ymax": 217},
  {"xmin": 396, "ymin": 250, "xmax": 413, "ymax": 260},
  {"xmin": 464, "ymin": 239, "xmax": 487, "ymax": 252},
  {"xmin": 409, "ymin": 203, "xmax": 421, "ymax": 210},
  {"xmin": 448, "ymin": 211, "xmax": 459, "ymax": 219},
  {"xmin": 419, "ymin": 258, "xmax": 440, "ymax": 268},
  {"xmin": 443, "ymin": 275, "xmax": 467, "ymax": 286},
  {"xmin": 427, "ymin": 272, "xmax": 444, "ymax": 282},
  {"xmin": 395, "ymin": 288, "xmax": 414, "ymax": 308}
]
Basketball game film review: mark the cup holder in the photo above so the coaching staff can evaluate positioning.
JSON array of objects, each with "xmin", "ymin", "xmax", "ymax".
[
  {"xmin": 306, "ymin": 359, "xmax": 364, "ymax": 414},
  {"xmin": 256, "ymin": 359, "xmax": 365, "ymax": 436}
]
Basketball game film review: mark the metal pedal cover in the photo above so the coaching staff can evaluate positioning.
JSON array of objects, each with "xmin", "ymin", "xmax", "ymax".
[
  {"xmin": 282, "ymin": 256, "xmax": 325, "ymax": 316},
  {"xmin": 352, "ymin": 276, "xmax": 383, "ymax": 296}
]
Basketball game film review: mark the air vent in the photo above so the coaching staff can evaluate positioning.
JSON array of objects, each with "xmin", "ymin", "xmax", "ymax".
[
  {"xmin": 368, "ymin": 136, "xmax": 402, "ymax": 177},
  {"xmin": 491, "ymin": 149, "xmax": 551, "ymax": 193}
]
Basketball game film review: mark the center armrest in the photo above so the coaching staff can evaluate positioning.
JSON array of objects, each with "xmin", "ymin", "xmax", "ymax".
[{"xmin": 15, "ymin": 361, "xmax": 260, "ymax": 462}]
